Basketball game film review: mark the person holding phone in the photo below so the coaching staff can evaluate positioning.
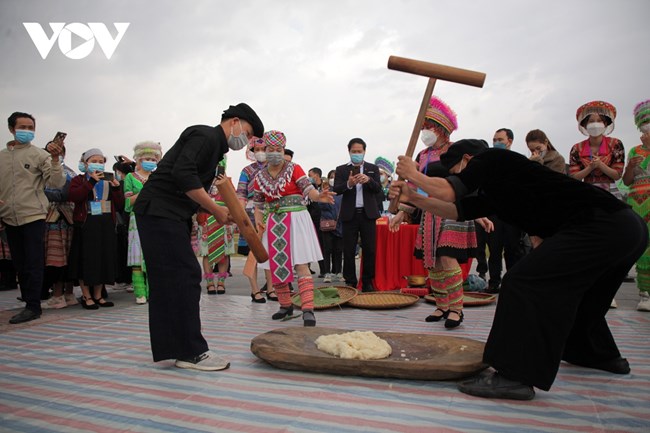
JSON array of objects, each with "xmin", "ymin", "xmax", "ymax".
[
  {"xmin": 123, "ymin": 141, "xmax": 162, "ymax": 304},
  {"xmin": 67, "ymin": 148, "xmax": 124, "ymax": 309},
  {"xmin": 1, "ymin": 112, "xmax": 65, "ymax": 324}
]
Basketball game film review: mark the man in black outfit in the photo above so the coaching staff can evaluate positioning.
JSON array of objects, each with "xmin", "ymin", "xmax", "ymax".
[
  {"xmin": 333, "ymin": 138, "xmax": 381, "ymax": 292},
  {"xmin": 135, "ymin": 103, "xmax": 263, "ymax": 371},
  {"xmin": 391, "ymin": 139, "xmax": 647, "ymax": 400}
]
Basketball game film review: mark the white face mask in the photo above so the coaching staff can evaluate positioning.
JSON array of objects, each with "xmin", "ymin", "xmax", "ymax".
[
  {"xmin": 420, "ymin": 129, "xmax": 438, "ymax": 147},
  {"xmin": 254, "ymin": 152, "xmax": 266, "ymax": 163},
  {"xmin": 380, "ymin": 174, "xmax": 387, "ymax": 183},
  {"xmin": 227, "ymin": 120, "xmax": 248, "ymax": 150},
  {"xmin": 640, "ymin": 124, "xmax": 650, "ymax": 134},
  {"xmin": 586, "ymin": 122, "xmax": 606, "ymax": 137},
  {"xmin": 266, "ymin": 151, "xmax": 284, "ymax": 166},
  {"xmin": 328, "ymin": 178, "xmax": 334, "ymax": 187}
]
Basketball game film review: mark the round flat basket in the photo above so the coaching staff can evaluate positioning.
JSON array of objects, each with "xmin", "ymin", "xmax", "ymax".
[
  {"xmin": 347, "ymin": 292, "xmax": 419, "ymax": 309},
  {"xmin": 292, "ymin": 286, "xmax": 358, "ymax": 310},
  {"xmin": 424, "ymin": 291, "xmax": 497, "ymax": 307}
]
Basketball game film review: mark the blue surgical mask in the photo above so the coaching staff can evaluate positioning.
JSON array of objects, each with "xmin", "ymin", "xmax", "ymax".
[
  {"xmin": 493, "ymin": 142, "xmax": 507, "ymax": 149},
  {"xmin": 15, "ymin": 130, "xmax": 35, "ymax": 144},
  {"xmin": 87, "ymin": 163, "xmax": 105, "ymax": 173},
  {"xmin": 115, "ymin": 172, "xmax": 122, "ymax": 182},
  {"xmin": 350, "ymin": 153, "xmax": 364, "ymax": 164},
  {"xmin": 141, "ymin": 161, "xmax": 157, "ymax": 172},
  {"xmin": 78, "ymin": 162, "xmax": 87, "ymax": 173}
]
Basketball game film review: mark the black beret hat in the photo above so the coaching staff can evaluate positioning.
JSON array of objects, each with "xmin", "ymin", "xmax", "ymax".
[
  {"xmin": 440, "ymin": 139, "xmax": 489, "ymax": 169},
  {"xmin": 222, "ymin": 103, "xmax": 264, "ymax": 137}
]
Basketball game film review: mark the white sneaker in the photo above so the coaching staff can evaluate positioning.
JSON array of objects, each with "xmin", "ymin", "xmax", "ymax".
[
  {"xmin": 637, "ymin": 292, "xmax": 650, "ymax": 312},
  {"xmin": 64, "ymin": 293, "xmax": 78, "ymax": 306},
  {"xmin": 323, "ymin": 273, "xmax": 332, "ymax": 283},
  {"xmin": 610, "ymin": 298, "xmax": 618, "ymax": 309},
  {"xmin": 135, "ymin": 296, "xmax": 147, "ymax": 305},
  {"xmin": 175, "ymin": 351, "xmax": 230, "ymax": 371},
  {"xmin": 42, "ymin": 295, "xmax": 67, "ymax": 309},
  {"xmin": 335, "ymin": 273, "xmax": 345, "ymax": 282}
]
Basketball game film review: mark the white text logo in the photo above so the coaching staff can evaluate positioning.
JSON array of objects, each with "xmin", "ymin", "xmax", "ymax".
[{"xmin": 23, "ymin": 22, "xmax": 130, "ymax": 59}]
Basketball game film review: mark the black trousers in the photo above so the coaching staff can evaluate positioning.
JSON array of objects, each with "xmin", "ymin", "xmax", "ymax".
[
  {"xmin": 5, "ymin": 220, "xmax": 46, "ymax": 314},
  {"xmin": 483, "ymin": 208, "xmax": 647, "ymax": 391},
  {"xmin": 321, "ymin": 231, "xmax": 343, "ymax": 275},
  {"xmin": 342, "ymin": 210, "xmax": 376, "ymax": 287},
  {"xmin": 136, "ymin": 214, "xmax": 208, "ymax": 362},
  {"xmin": 476, "ymin": 215, "xmax": 525, "ymax": 285}
]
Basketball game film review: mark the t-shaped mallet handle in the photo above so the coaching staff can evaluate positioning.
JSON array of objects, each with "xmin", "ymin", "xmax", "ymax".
[{"xmin": 387, "ymin": 56, "xmax": 486, "ymax": 214}]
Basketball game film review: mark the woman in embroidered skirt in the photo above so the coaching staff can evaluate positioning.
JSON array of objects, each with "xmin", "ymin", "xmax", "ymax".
[
  {"xmin": 390, "ymin": 96, "xmax": 491, "ymax": 329},
  {"xmin": 41, "ymin": 145, "xmax": 78, "ymax": 309},
  {"xmin": 253, "ymin": 130, "xmax": 335, "ymax": 326},
  {"xmin": 124, "ymin": 141, "xmax": 162, "ymax": 304},
  {"xmin": 193, "ymin": 159, "xmax": 235, "ymax": 296},
  {"xmin": 623, "ymin": 100, "xmax": 650, "ymax": 311},
  {"xmin": 236, "ymin": 137, "xmax": 276, "ymax": 302}
]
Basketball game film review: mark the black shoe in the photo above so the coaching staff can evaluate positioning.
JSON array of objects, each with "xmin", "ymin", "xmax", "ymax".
[
  {"xmin": 564, "ymin": 356, "xmax": 630, "ymax": 374},
  {"xmin": 485, "ymin": 283, "xmax": 500, "ymax": 294},
  {"xmin": 9, "ymin": 308, "xmax": 41, "ymax": 324},
  {"xmin": 81, "ymin": 296, "xmax": 99, "ymax": 310},
  {"xmin": 622, "ymin": 274, "xmax": 635, "ymax": 283},
  {"xmin": 94, "ymin": 298, "xmax": 114, "ymax": 308},
  {"xmin": 272, "ymin": 306, "xmax": 294, "ymax": 320},
  {"xmin": 444, "ymin": 310, "xmax": 464, "ymax": 329},
  {"xmin": 361, "ymin": 282, "xmax": 375, "ymax": 293},
  {"xmin": 425, "ymin": 308, "xmax": 449, "ymax": 322},
  {"xmin": 266, "ymin": 290, "xmax": 278, "ymax": 301},
  {"xmin": 318, "ymin": 274, "xmax": 325, "ymax": 278},
  {"xmin": 458, "ymin": 371, "xmax": 535, "ymax": 401},
  {"xmin": 251, "ymin": 292, "xmax": 267, "ymax": 303},
  {"xmin": 303, "ymin": 310, "xmax": 316, "ymax": 327}
]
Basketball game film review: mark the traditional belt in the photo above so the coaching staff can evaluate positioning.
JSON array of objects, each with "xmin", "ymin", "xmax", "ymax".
[{"xmin": 266, "ymin": 195, "xmax": 306, "ymax": 214}]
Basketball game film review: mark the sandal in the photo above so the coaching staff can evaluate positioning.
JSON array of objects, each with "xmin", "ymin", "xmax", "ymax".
[
  {"xmin": 81, "ymin": 296, "xmax": 99, "ymax": 310},
  {"xmin": 94, "ymin": 297, "xmax": 114, "ymax": 308},
  {"xmin": 266, "ymin": 290, "xmax": 279, "ymax": 301},
  {"xmin": 251, "ymin": 291, "xmax": 267, "ymax": 303},
  {"xmin": 216, "ymin": 283, "xmax": 226, "ymax": 294},
  {"xmin": 206, "ymin": 284, "xmax": 217, "ymax": 295},
  {"xmin": 425, "ymin": 308, "xmax": 449, "ymax": 322}
]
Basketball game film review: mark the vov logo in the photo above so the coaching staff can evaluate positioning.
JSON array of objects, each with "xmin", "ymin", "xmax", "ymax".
[{"xmin": 23, "ymin": 23, "xmax": 130, "ymax": 60}]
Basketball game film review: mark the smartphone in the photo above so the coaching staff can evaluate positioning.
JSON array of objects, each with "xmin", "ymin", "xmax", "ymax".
[
  {"xmin": 103, "ymin": 172, "xmax": 114, "ymax": 182},
  {"xmin": 351, "ymin": 166, "xmax": 360, "ymax": 176},
  {"xmin": 53, "ymin": 131, "xmax": 67, "ymax": 142},
  {"xmin": 216, "ymin": 165, "xmax": 225, "ymax": 178}
]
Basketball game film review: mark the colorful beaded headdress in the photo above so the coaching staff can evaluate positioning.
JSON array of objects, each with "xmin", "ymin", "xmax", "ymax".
[
  {"xmin": 374, "ymin": 156, "xmax": 395, "ymax": 175},
  {"xmin": 576, "ymin": 100, "xmax": 616, "ymax": 136},
  {"xmin": 424, "ymin": 96, "xmax": 458, "ymax": 135},
  {"xmin": 263, "ymin": 130, "xmax": 286, "ymax": 148},
  {"xmin": 633, "ymin": 100, "xmax": 650, "ymax": 130},
  {"xmin": 246, "ymin": 136, "xmax": 265, "ymax": 161},
  {"xmin": 133, "ymin": 141, "xmax": 162, "ymax": 160}
]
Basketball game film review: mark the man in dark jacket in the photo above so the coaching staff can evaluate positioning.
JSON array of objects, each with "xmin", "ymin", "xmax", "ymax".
[{"xmin": 135, "ymin": 103, "xmax": 263, "ymax": 371}]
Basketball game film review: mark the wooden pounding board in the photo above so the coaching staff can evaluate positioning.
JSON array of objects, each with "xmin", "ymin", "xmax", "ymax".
[{"xmin": 251, "ymin": 327, "xmax": 487, "ymax": 380}]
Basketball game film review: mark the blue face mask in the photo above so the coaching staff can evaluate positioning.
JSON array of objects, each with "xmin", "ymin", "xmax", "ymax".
[
  {"xmin": 15, "ymin": 130, "xmax": 35, "ymax": 144},
  {"xmin": 141, "ymin": 161, "xmax": 157, "ymax": 172},
  {"xmin": 87, "ymin": 163, "xmax": 105, "ymax": 173},
  {"xmin": 115, "ymin": 172, "xmax": 122, "ymax": 182},
  {"xmin": 493, "ymin": 142, "xmax": 507, "ymax": 149},
  {"xmin": 78, "ymin": 162, "xmax": 87, "ymax": 173},
  {"xmin": 350, "ymin": 153, "xmax": 364, "ymax": 164}
]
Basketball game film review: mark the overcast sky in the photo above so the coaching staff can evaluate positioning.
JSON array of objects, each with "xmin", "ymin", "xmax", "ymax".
[{"xmin": 1, "ymin": 0, "xmax": 648, "ymax": 180}]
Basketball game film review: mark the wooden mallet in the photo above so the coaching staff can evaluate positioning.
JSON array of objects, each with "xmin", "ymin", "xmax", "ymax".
[{"xmin": 386, "ymin": 56, "xmax": 486, "ymax": 214}]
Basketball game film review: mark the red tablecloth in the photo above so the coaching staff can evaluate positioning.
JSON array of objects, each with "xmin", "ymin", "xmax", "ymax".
[{"xmin": 369, "ymin": 222, "xmax": 471, "ymax": 291}]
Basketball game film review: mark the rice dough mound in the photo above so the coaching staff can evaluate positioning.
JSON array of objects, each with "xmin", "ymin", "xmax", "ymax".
[{"xmin": 315, "ymin": 331, "xmax": 392, "ymax": 360}]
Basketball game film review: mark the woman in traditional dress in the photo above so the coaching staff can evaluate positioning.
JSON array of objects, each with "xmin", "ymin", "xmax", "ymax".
[
  {"xmin": 390, "ymin": 96, "xmax": 490, "ymax": 328},
  {"xmin": 124, "ymin": 141, "xmax": 162, "ymax": 304},
  {"xmin": 252, "ymin": 130, "xmax": 335, "ymax": 326},
  {"xmin": 623, "ymin": 99, "xmax": 650, "ymax": 311},
  {"xmin": 236, "ymin": 137, "xmax": 276, "ymax": 302}
]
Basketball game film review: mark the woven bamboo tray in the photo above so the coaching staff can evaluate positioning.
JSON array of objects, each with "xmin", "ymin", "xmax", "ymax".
[
  {"xmin": 424, "ymin": 292, "xmax": 496, "ymax": 307},
  {"xmin": 347, "ymin": 292, "xmax": 420, "ymax": 309},
  {"xmin": 400, "ymin": 287, "xmax": 431, "ymax": 297},
  {"xmin": 292, "ymin": 286, "xmax": 358, "ymax": 310}
]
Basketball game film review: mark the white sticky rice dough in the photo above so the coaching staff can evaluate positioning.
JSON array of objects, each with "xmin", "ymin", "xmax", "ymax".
[{"xmin": 315, "ymin": 331, "xmax": 392, "ymax": 360}]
